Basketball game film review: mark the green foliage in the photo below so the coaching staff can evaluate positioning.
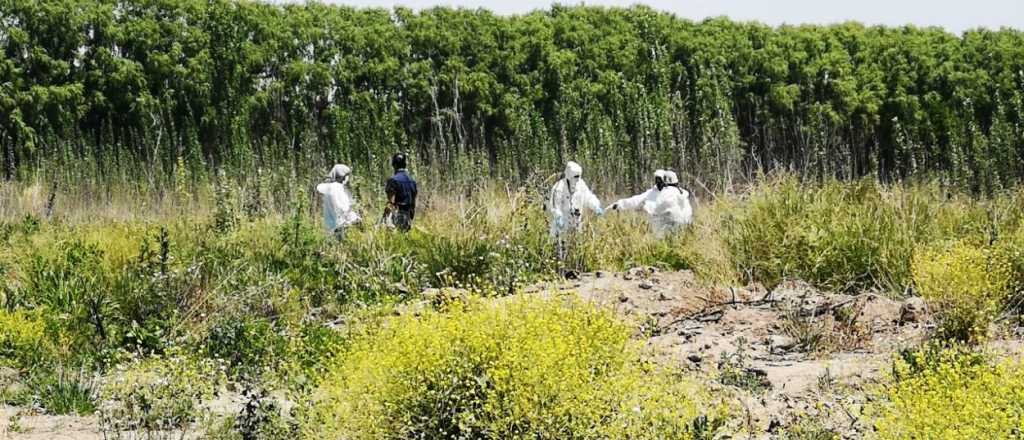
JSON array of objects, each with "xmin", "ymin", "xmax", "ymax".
[
  {"xmin": 891, "ymin": 342, "xmax": 989, "ymax": 382},
  {"xmin": 283, "ymin": 323, "xmax": 347, "ymax": 391},
  {"xmin": 205, "ymin": 316, "xmax": 288, "ymax": 381},
  {"xmin": 97, "ymin": 354, "xmax": 223, "ymax": 439},
  {"xmin": 29, "ymin": 368, "xmax": 97, "ymax": 415},
  {"xmin": 912, "ymin": 241, "xmax": 1013, "ymax": 344},
  {"xmin": 3, "ymin": 2, "xmax": 1024, "ymax": 192},
  {"xmin": 24, "ymin": 239, "xmax": 118, "ymax": 363},
  {"xmin": 717, "ymin": 337, "xmax": 771, "ymax": 394},
  {"xmin": 874, "ymin": 351, "xmax": 1024, "ymax": 439},
  {"xmin": 303, "ymin": 296, "xmax": 725, "ymax": 439},
  {"xmin": 994, "ymin": 225, "xmax": 1024, "ymax": 317},
  {"xmin": 781, "ymin": 418, "xmax": 839, "ymax": 440},
  {"xmin": 111, "ymin": 226, "xmax": 185, "ymax": 354},
  {"xmin": 235, "ymin": 386, "xmax": 293, "ymax": 440}
]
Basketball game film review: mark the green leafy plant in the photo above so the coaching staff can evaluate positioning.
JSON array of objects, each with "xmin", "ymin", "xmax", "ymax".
[
  {"xmin": 205, "ymin": 316, "xmax": 287, "ymax": 381},
  {"xmin": 97, "ymin": 354, "xmax": 223, "ymax": 439},
  {"xmin": 0, "ymin": 309, "xmax": 52, "ymax": 369},
  {"xmin": 30, "ymin": 368, "xmax": 97, "ymax": 415},
  {"xmin": 717, "ymin": 337, "xmax": 771, "ymax": 394}
]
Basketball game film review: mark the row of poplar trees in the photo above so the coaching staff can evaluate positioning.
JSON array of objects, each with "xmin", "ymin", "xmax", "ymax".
[{"xmin": 2, "ymin": 0, "xmax": 1023, "ymax": 192}]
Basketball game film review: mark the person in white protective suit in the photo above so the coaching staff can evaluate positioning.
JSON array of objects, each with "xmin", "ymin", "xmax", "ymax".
[
  {"xmin": 653, "ymin": 170, "xmax": 694, "ymax": 236},
  {"xmin": 608, "ymin": 169, "xmax": 693, "ymax": 237},
  {"xmin": 316, "ymin": 164, "xmax": 361, "ymax": 238},
  {"xmin": 548, "ymin": 161, "xmax": 604, "ymax": 240},
  {"xmin": 607, "ymin": 169, "xmax": 667, "ymax": 213}
]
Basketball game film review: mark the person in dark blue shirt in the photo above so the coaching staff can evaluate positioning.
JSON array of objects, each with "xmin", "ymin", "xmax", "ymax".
[{"xmin": 384, "ymin": 152, "xmax": 417, "ymax": 231}]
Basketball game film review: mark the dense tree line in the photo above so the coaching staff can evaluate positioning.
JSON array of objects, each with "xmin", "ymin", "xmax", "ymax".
[{"xmin": 1, "ymin": 0, "xmax": 1023, "ymax": 192}]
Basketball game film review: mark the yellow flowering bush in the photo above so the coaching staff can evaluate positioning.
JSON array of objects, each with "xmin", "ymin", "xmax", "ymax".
[
  {"xmin": 874, "ymin": 352, "xmax": 1024, "ymax": 439},
  {"xmin": 0, "ymin": 309, "xmax": 52, "ymax": 369},
  {"xmin": 912, "ymin": 241, "xmax": 1012, "ymax": 343},
  {"xmin": 302, "ymin": 296, "xmax": 725, "ymax": 439}
]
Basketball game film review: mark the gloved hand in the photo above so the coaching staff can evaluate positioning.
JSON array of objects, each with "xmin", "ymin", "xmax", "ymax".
[
  {"xmin": 594, "ymin": 207, "xmax": 605, "ymax": 216},
  {"xmin": 555, "ymin": 216, "xmax": 566, "ymax": 229}
]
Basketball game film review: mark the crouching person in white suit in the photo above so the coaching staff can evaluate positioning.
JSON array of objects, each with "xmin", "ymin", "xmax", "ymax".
[
  {"xmin": 608, "ymin": 169, "xmax": 693, "ymax": 237},
  {"xmin": 316, "ymin": 164, "xmax": 362, "ymax": 239},
  {"xmin": 653, "ymin": 171, "xmax": 693, "ymax": 237}
]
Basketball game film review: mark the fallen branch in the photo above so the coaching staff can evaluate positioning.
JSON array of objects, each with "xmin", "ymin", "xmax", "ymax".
[
  {"xmin": 661, "ymin": 297, "xmax": 780, "ymax": 330},
  {"xmin": 801, "ymin": 298, "xmax": 857, "ymax": 318}
]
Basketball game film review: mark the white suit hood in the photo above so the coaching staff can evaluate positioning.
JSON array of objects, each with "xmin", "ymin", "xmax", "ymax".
[
  {"xmin": 663, "ymin": 170, "xmax": 679, "ymax": 185},
  {"xmin": 327, "ymin": 164, "xmax": 351, "ymax": 184}
]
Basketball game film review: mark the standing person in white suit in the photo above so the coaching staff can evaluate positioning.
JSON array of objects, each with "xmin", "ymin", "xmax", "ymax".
[
  {"xmin": 548, "ymin": 161, "xmax": 604, "ymax": 259},
  {"xmin": 316, "ymin": 164, "xmax": 361, "ymax": 239},
  {"xmin": 607, "ymin": 169, "xmax": 693, "ymax": 237}
]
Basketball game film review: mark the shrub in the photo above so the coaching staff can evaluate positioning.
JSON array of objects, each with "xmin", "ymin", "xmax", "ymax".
[
  {"xmin": 912, "ymin": 241, "xmax": 1013, "ymax": 344},
  {"xmin": 873, "ymin": 352, "xmax": 1024, "ymax": 439},
  {"xmin": 97, "ymin": 354, "xmax": 223, "ymax": 439},
  {"xmin": 0, "ymin": 309, "xmax": 52, "ymax": 369},
  {"xmin": 205, "ymin": 316, "xmax": 288, "ymax": 380},
  {"xmin": 302, "ymin": 296, "xmax": 725, "ymax": 439},
  {"xmin": 283, "ymin": 323, "xmax": 347, "ymax": 391},
  {"xmin": 717, "ymin": 337, "xmax": 771, "ymax": 394},
  {"xmin": 25, "ymin": 240, "xmax": 117, "ymax": 359},
  {"xmin": 994, "ymin": 226, "xmax": 1024, "ymax": 317},
  {"xmin": 235, "ymin": 385, "xmax": 293, "ymax": 440},
  {"xmin": 111, "ymin": 227, "xmax": 186, "ymax": 354}
]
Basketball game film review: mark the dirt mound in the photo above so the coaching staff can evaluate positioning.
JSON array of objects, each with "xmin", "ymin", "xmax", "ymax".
[{"xmin": 528, "ymin": 270, "xmax": 934, "ymax": 438}]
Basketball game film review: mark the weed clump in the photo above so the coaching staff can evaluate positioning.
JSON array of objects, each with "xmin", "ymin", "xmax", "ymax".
[
  {"xmin": 302, "ymin": 296, "xmax": 726, "ymax": 439},
  {"xmin": 873, "ymin": 349, "xmax": 1024, "ymax": 439},
  {"xmin": 725, "ymin": 177, "xmax": 961, "ymax": 292},
  {"xmin": 97, "ymin": 354, "xmax": 224, "ymax": 439},
  {"xmin": 912, "ymin": 241, "xmax": 1013, "ymax": 344},
  {"xmin": 0, "ymin": 309, "xmax": 52, "ymax": 369}
]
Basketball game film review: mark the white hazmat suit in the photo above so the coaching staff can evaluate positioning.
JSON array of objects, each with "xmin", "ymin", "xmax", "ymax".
[
  {"xmin": 316, "ymin": 164, "xmax": 361, "ymax": 235},
  {"xmin": 608, "ymin": 169, "xmax": 667, "ymax": 212},
  {"xmin": 653, "ymin": 171, "xmax": 694, "ymax": 236},
  {"xmin": 609, "ymin": 169, "xmax": 693, "ymax": 237},
  {"xmin": 548, "ymin": 161, "xmax": 603, "ymax": 239}
]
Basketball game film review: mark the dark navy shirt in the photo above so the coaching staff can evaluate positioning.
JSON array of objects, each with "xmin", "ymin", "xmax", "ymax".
[{"xmin": 385, "ymin": 169, "xmax": 418, "ymax": 218}]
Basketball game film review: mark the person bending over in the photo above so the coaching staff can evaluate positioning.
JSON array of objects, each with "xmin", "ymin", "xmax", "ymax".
[
  {"xmin": 383, "ymin": 153, "xmax": 418, "ymax": 232},
  {"xmin": 316, "ymin": 164, "xmax": 361, "ymax": 239}
]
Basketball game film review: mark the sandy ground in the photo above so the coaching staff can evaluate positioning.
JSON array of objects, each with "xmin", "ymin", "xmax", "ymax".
[
  {"xmin": 0, "ymin": 406, "xmax": 100, "ymax": 440},
  {"xmin": 524, "ymin": 268, "xmax": 1019, "ymax": 438},
  {"xmin": 3, "ymin": 268, "xmax": 1021, "ymax": 439}
]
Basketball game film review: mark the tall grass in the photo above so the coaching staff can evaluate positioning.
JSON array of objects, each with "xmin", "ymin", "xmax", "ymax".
[
  {"xmin": 2, "ymin": 177, "xmax": 1023, "ymax": 362},
  {"xmin": 724, "ymin": 175, "xmax": 1024, "ymax": 293}
]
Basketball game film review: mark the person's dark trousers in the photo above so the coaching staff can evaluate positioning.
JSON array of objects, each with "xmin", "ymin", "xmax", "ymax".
[{"xmin": 393, "ymin": 209, "xmax": 413, "ymax": 232}]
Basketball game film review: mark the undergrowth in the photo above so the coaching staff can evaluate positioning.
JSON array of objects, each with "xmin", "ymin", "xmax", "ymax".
[
  {"xmin": 1, "ymin": 176, "xmax": 1023, "ymax": 436},
  {"xmin": 873, "ymin": 347, "xmax": 1024, "ymax": 439}
]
